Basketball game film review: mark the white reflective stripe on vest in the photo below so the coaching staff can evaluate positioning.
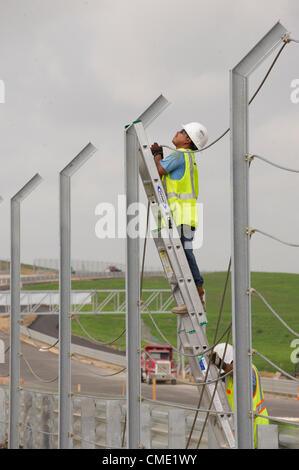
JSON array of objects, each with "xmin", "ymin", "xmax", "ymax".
[{"xmin": 167, "ymin": 192, "xmax": 195, "ymax": 200}]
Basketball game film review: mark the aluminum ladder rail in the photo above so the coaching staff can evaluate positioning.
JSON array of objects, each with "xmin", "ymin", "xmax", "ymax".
[{"xmin": 133, "ymin": 120, "xmax": 235, "ymax": 449}]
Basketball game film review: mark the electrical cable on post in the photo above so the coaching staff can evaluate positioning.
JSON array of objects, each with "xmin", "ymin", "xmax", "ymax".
[
  {"xmin": 74, "ymin": 315, "xmax": 126, "ymax": 345},
  {"xmin": 161, "ymin": 40, "xmax": 289, "ymax": 156},
  {"xmin": 186, "ymin": 258, "xmax": 232, "ymax": 448},
  {"xmin": 251, "ymin": 154, "xmax": 299, "ymax": 173},
  {"xmin": 253, "ymin": 350, "xmax": 299, "ymax": 383},
  {"xmin": 251, "ymin": 289, "xmax": 299, "ymax": 338},
  {"xmin": 196, "ymin": 330, "xmax": 232, "ymax": 449},
  {"xmin": 250, "ymin": 228, "xmax": 299, "ymax": 248},
  {"xmin": 142, "ymin": 397, "xmax": 234, "ymax": 415}
]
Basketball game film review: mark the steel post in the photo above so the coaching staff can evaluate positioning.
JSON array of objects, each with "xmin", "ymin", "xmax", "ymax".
[
  {"xmin": 9, "ymin": 174, "xmax": 42, "ymax": 449},
  {"xmin": 125, "ymin": 95, "xmax": 170, "ymax": 449},
  {"xmin": 230, "ymin": 21, "xmax": 288, "ymax": 449},
  {"xmin": 58, "ymin": 143, "xmax": 97, "ymax": 449},
  {"xmin": 125, "ymin": 125, "xmax": 141, "ymax": 449}
]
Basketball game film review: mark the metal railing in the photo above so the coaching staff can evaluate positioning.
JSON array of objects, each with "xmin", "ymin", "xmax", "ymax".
[{"xmin": 0, "ymin": 289, "xmax": 174, "ymax": 315}]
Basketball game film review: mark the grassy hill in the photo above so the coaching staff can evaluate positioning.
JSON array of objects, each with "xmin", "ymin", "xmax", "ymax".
[
  {"xmin": 24, "ymin": 272, "xmax": 299, "ymax": 374},
  {"xmin": 0, "ymin": 260, "xmax": 55, "ymax": 275}
]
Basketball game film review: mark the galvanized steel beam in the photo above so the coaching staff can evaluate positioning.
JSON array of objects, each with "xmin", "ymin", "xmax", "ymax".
[
  {"xmin": 125, "ymin": 95, "xmax": 170, "ymax": 449},
  {"xmin": 230, "ymin": 21, "xmax": 288, "ymax": 449},
  {"xmin": 9, "ymin": 174, "xmax": 42, "ymax": 449},
  {"xmin": 58, "ymin": 142, "xmax": 97, "ymax": 449}
]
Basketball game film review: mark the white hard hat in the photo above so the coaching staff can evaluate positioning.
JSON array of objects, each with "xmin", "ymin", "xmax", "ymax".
[
  {"xmin": 213, "ymin": 343, "xmax": 234, "ymax": 365},
  {"xmin": 182, "ymin": 122, "xmax": 208, "ymax": 150}
]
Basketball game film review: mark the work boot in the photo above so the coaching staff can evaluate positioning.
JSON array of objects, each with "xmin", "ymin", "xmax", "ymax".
[
  {"xmin": 197, "ymin": 285, "xmax": 206, "ymax": 312},
  {"xmin": 171, "ymin": 286, "xmax": 206, "ymax": 314},
  {"xmin": 171, "ymin": 304, "xmax": 188, "ymax": 314}
]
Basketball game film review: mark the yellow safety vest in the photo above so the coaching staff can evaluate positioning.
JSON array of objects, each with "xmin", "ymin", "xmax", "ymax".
[
  {"xmin": 162, "ymin": 149, "xmax": 199, "ymax": 228},
  {"xmin": 226, "ymin": 364, "xmax": 269, "ymax": 448}
]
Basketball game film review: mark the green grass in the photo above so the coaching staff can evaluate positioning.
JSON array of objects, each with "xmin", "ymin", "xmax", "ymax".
[{"xmin": 24, "ymin": 273, "xmax": 299, "ymax": 374}]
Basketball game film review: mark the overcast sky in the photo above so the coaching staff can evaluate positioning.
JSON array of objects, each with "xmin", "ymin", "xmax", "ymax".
[{"xmin": 0, "ymin": 0, "xmax": 298, "ymax": 273}]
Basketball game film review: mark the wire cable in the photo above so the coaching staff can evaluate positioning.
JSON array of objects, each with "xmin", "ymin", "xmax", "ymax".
[
  {"xmin": 255, "ymin": 413, "xmax": 299, "ymax": 428},
  {"xmin": 144, "ymin": 301, "xmax": 232, "ymax": 358},
  {"xmin": 139, "ymin": 210, "xmax": 234, "ymax": 441},
  {"xmin": 142, "ymin": 397, "xmax": 233, "ymax": 416},
  {"xmin": 39, "ymin": 339, "xmax": 59, "ymax": 351},
  {"xmin": 251, "ymin": 154, "xmax": 299, "ymax": 173},
  {"xmin": 186, "ymin": 258, "xmax": 232, "ymax": 448},
  {"xmin": 72, "ymin": 353, "xmax": 126, "ymax": 377},
  {"xmin": 21, "ymin": 323, "xmax": 59, "ymax": 354},
  {"xmin": 250, "ymin": 228, "xmax": 299, "ymax": 248},
  {"xmin": 253, "ymin": 349, "xmax": 299, "ymax": 383},
  {"xmin": 21, "ymin": 354, "xmax": 58, "ymax": 383},
  {"xmin": 161, "ymin": 41, "xmax": 289, "ymax": 155},
  {"xmin": 73, "ymin": 315, "xmax": 126, "ymax": 346},
  {"xmin": 191, "ymin": 259, "xmax": 232, "ymax": 449},
  {"xmin": 196, "ymin": 329, "xmax": 232, "ymax": 449},
  {"xmin": 251, "ymin": 288, "xmax": 299, "ymax": 338},
  {"xmin": 247, "ymin": 41, "xmax": 288, "ymax": 105}
]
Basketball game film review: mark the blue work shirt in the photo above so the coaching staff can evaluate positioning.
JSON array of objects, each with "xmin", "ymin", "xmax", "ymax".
[{"xmin": 160, "ymin": 151, "xmax": 186, "ymax": 180}]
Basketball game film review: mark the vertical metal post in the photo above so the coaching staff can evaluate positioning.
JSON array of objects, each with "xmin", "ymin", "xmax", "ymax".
[
  {"xmin": 230, "ymin": 65, "xmax": 254, "ymax": 450},
  {"xmin": 125, "ymin": 125, "xmax": 141, "ymax": 449},
  {"xmin": 59, "ymin": 170, "xmax": 72, "ymax": 449},
  {"xmin": 59, "ymin": 143, "xmax": 97, "ymax": 449},
  {"xmin": 9, "ymin": 174, "xmax": 42, "ymax": 449},
  {"xmin": 230, "ymin": 22, "xmax": 288, "ymax": 449},
  {"xmin": 125, "ymin": 95, "xmax": 170, "ymax": 449}
]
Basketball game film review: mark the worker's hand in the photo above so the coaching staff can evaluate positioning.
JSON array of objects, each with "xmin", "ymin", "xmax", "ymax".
[
  {"xmin": 151, "ymin": 142, "xmax": 163, "ymax": 157},
  {"xmin": 208, "ymin": 350, "xmax": 222, "ymax": 369}
]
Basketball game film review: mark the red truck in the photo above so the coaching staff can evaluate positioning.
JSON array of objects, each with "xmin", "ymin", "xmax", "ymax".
[{"xmin": 141, "ymin": 345, "xmax": 177, "ymax": 385}]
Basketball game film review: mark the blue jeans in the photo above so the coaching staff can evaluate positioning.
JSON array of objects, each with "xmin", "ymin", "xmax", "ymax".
[{"xmin": 178, "ymin": 225, "xmax": 204, "ymax": 287}]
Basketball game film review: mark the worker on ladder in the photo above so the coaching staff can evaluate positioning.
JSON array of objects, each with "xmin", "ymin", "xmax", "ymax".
[
  {"xmin": 210, "ymin": 343, "xmax": 269, "ymax": 448},
  {"xmin": 151, "ymin": 122, "xmax": 208, "ymax": 313}
]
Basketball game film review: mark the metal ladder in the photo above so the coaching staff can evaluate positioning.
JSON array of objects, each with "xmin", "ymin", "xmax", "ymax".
[{"xmin": 133, "ymin": 120, "xmax": 235, "ymax": 449}]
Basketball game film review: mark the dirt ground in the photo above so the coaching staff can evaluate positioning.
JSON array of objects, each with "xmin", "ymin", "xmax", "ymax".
[{"xmin": 0, "ymin": 314, "xmax": 37, "ymax": 335}]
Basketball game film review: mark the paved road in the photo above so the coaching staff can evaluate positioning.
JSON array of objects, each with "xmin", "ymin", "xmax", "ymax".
[
  {"xmin": 30, "ymin": 312, "xmax": 126, "ymax": 357},
  {"xmin": 1, "ymin": 330, "xmax": 299, "ymax": 420}
]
